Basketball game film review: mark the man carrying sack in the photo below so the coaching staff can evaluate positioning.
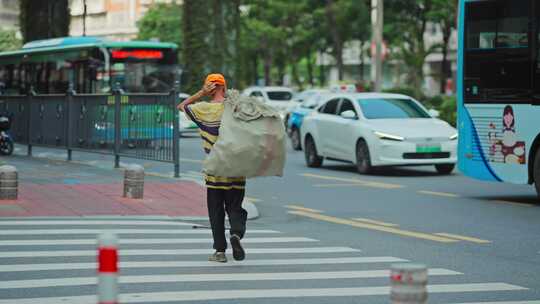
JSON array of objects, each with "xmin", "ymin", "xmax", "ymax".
[{"xmin": 178, "ymin": 74, "xmax": 247, "ymax": 263}]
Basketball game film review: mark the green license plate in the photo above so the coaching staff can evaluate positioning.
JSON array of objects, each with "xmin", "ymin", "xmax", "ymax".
[{"xmin": 416, "ymin": 144, "xmax": 441, "ymax": 153}]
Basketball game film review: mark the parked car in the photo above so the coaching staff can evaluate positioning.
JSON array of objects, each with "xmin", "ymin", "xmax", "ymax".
[
  {"xmin": 286, "ymin": 89, "xmax": 329, "ymax": 150},
  {"xmin": 178, "ymin": 93, "xmax": 198, "ymax": 136},
  {"xmin": 300, "ymin": 93, "xmax": 458, "ymax": 174},
  {"xmin": 242, "ymin": 86, "xmax": 295, "ymax": 119}
]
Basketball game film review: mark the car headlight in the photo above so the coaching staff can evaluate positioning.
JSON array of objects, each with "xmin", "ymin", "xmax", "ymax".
[
  {"xmin": 449, "ymin": 133, "xmax": 458, "ymax": 140},
  {"xmin": 374, "ymin": 131, "xmax": 405, "ymax": 141}
]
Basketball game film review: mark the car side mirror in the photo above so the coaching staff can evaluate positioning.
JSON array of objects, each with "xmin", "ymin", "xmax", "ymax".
[
  {"xmin": 428, "ymin": 109, "xmax": 440, "ymax": 118},
  {"xmin": 340, "ymin": 110, "xmax": 357, "ymax": 119}
]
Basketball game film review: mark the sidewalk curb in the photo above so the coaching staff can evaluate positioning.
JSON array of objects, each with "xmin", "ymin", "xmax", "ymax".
[{"xmin": 19, "ymin": 153, "xmax": 261, "ymax": 221}]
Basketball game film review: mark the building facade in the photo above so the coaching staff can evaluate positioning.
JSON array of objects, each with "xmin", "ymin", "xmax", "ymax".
[
  {"xmin": 69, "ymin": 0, "xmax": 181, "ymax": 41},
  {"xmin": 318, "ymin": 23, "xmax": 458, "ymax": 96},
  {"xmin": 0, "ymin": 0, "xmax": 19, "ymax": 30}
]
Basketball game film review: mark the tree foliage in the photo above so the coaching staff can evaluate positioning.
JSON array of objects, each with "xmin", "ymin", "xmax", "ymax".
[
  {"xmin": 19, "ymin": 0, "xmax": 70, "ymax": 43},
  {"xmin": 137, "ymin": 3, "xmax": 182, "ymax": 46},
  {"xmin": 0, "ymin": 29, "xmax": 21, "ymax": 52}
]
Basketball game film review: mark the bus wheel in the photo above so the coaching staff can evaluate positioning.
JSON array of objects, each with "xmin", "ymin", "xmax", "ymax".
[{"xmin": 534, "ymin": 149, "xmax": 540, "ymax": 201}]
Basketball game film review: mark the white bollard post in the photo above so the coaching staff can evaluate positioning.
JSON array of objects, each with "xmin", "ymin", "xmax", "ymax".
[
  {"xmin": 390, "ymin": 263, "xmax": 428, "ymax": 304},
  {"xmin": 123, "ymin": 164, "xmax": 144, "ymax": 199},
  {"xmin": 98, "ymin": 232, "xmax": 119, "ymax": 304},
  {"xmin": 0, "ymin": 165, "xmax": 18, "ymax": 200}
]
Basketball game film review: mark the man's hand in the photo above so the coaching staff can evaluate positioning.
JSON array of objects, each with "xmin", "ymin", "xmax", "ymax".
[{"xmin": 201, "ymin": 82, "xmax": 217, "ymax": 96}]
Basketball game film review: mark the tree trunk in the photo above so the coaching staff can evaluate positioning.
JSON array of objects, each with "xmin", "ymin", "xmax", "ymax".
[
  {"xmin": 318, "ymin": 51, "xmax": 326, "ymax": 86},
  {"xmin": 325, "ymin": 0, "xmax": 344, "ymax": 81},
  {"xmin": 439, "ymin": 24, "xmax": 451, "ymax": 95},
  {"xmin": 182, "ymin": 0, "xmax": 210, "ymax": 93},
  {"xmin": 291, "ymin": 62, "xmax": 302, "ymax": 90},
  {"xmin": 264, "ymin": 54, "xmax": 272, "ymax": 86},
  {"xmin": 306, "ymin": 52, "xmax": 314, "ymax": 86},
  {"xmin": 211, "ymin": 0, "xmax": 225, "ymax": 73},
  {"xmin": 19, "ymin": 0, "xmax": 70, "ymax": 43},
  {"xmin": 359, "ymin": 40, "xmax": 365, "ymax": 81}
]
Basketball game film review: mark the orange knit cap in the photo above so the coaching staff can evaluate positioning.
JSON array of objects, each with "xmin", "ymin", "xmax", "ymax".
[{"xmin": 204, "ymin": 73, "xmax": 226, "ymax": 86}]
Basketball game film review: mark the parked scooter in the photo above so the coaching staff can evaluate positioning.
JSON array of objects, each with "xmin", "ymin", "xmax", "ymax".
[{"xmin": 0, "ymin": 114, "xmax": 13, "ymax": 156}]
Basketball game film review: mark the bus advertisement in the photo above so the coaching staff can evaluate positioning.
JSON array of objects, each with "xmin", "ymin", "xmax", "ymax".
[{"xmin": 458, "ymin": 0, "xmax": 540, "ymax": 198}]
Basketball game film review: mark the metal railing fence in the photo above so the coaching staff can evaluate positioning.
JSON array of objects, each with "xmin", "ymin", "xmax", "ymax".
[{"xmin": 0, "ymin": 83, "xmax": 180, "ymax": 177}]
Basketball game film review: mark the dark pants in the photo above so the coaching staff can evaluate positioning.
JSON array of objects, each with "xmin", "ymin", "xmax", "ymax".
[{"xmin": 207, "ymin": 188, "xmax": 247, "ymax": 252}]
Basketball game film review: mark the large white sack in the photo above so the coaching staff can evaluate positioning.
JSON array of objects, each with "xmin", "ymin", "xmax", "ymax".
[{"xmin": 203, "ymin": 90, "xmax": 286, "ymax": 178}]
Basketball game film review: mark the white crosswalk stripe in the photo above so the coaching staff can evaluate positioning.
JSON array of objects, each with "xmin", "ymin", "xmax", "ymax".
[{"xmin": 0, "ymin": 218, "xmax": 536, "ymax": 304}]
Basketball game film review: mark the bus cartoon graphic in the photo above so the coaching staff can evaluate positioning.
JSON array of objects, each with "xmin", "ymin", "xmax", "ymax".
[{"xmin": 488, "ymin": 106, "xmax": 526, "ymax": 165}]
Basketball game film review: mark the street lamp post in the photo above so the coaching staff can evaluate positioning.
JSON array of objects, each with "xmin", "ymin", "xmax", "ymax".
[
  {"xmin": 371, "ymin": 0, "xmax": 383, "ymax": 92},
  {"xmin": 83, "ymin": 0, "xmax": 87, "ymax": 36}
]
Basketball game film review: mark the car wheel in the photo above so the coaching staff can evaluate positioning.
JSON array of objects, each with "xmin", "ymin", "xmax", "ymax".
[
  {"xmin": 534, "ymin": 149, "xmax": 540, "ymax": 201},
  {"xmin": 304, "ymin": 135, "xmax": 323, "ymax": 167},
  {"xmin": 291, "ymin": 128, "xmax": 302, "ymax": 151},
  {"xmin": 0, "ymin": 140, "xmax": 13, "ymax": 156},
  {"xmin": 356, "ymin": 140, "xmax": 372, "ymax": 174},
  {"xmin": 435, "ymin": 164, "xmax": 455, "ymax": 175}
]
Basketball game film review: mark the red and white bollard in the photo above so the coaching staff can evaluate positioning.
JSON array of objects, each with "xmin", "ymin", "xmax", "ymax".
[{"xmin": 98, "ymin": 232, "xmax": 119, "ymax": 304}]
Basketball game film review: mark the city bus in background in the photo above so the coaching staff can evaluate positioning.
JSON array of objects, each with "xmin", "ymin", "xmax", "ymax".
[
  {"xmin": 458, "ymin": 0, "xmax": 540, "ymax": 198},
  {"xmin": 0, "ymin": 36, "xmax": 178, "ymax": 94}
]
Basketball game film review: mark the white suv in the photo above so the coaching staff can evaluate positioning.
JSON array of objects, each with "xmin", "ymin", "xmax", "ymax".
[{"xmin": 242, "ymin": 86, "xmax": 295, "ymax": 116}]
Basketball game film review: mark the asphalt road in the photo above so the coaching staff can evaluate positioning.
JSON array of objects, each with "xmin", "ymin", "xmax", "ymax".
[{"xmin": 2, "ymin": 136, "xmax": 540, "ymax": 303}]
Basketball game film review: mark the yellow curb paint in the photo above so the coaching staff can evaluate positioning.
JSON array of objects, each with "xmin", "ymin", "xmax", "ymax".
[
  {"xmin": 288, "ymin": 210, "xmax": 458, "ymax": 243},
  {"xmin": 301, "ymin": 173, "xmax": 403, "ymax": 189},
  {"xmin": 434, "ymin": 233, "xmax": 491, "ymax": 244},
  {"xmin": 246, "ymin": 197, "xmax": 262, "ymax": 203},
  {"xmin": 418, "ymin": 190, "xmax": 460, "ymax": 198},
  {"xmin": 188, "ymin": 171, "xmax": 204, "ymax": 176},
  {"xmin": 352, "ymin": 218, "xmax": 398, "ymax": 227},
  {"xmin": 180, "ymin": 158, "xmax": 203, "ymax": 164},
  {"xmin": 286, "ymin": 205, "xmax": 323, "ymax": 214}
]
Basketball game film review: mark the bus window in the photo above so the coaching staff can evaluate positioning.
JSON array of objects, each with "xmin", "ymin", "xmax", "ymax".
[
  {"xmin": 109, "ymin": 48, "xmax": 177, "ymax": 93},
  {"xmin": 464, "ymin": 0, "xmax": 531, "ymax": 102}
]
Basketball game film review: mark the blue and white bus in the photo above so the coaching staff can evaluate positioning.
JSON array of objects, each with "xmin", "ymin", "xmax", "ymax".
[{"xmin": 458, "ymin": 0, "xmax": 540, "ymax": 198}]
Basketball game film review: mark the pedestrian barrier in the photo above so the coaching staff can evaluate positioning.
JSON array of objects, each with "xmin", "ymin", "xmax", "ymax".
[
  {"xmin": 98, "ymin": 232, "xmax": 119, "ymax": 304},
  {"xmin": 123, "ymin": 164, "xmax": 144, "ymax": 199},
  {"xmin": 0, "ymin": 165, "xmax": 17, "ymax": 200},
  {"xmin": 0, "ymin": 83, "xmax": 181, "ymax": 177},
  {"xmin": 390, "ymin": 263, "xmax": 428, "ymax": 304}
]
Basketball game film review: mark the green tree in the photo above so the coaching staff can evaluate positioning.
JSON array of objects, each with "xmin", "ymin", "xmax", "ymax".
[
  {"xmin": 0, "ymin": 29, "xmax": 21, "ymax": 52},
  {"xmin": 137, "ymin": 3, "xmax": 182, "ymax": 46},
  {"xmin": 429, "ymin": 0, "xmax": 458, "ymax": 94},
  {"xmin": 385, "ymin": 0, "xmax": 437, "ymax": 98},
  {"xmin": 19, "ymin": 0, "xmax": 70, "ymax": 43}
]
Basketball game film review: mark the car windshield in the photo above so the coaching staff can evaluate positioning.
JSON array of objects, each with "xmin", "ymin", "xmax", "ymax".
[
  {"xmin": 267, "ymin": 91, "xmax": 293, "ymax": 101},
  {"xmin": 301, "ymin": 94, "xmax": 325, "ymax": 109},
  {"xmin": 357, "ymin": 98, "xmax": 430, "ymax": 119}
]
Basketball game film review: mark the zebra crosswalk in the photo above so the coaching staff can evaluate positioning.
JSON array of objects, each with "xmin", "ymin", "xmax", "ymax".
[{"xmin": 0, "ymin": 217, "xmax": 537, "ymax": 304}]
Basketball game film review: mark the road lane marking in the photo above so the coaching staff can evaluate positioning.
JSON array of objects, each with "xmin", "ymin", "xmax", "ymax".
[
  {"xmin": 286, "ymin": 205, "xmax": 323, "ymax": 213},
  {"xmin": 301, "ymin": 173, "xmax": 403, "ymax": 189},
  {"xmin": 0, "ymin": 220, "xmax": 194, "ymax": 226},
  {"xmin": 0, "ymin": 283, "xmax": 525, "ymax": 304},
  {"xmin": 288, "ymin": 211, "xmax": 458, "ymax": 243},
  {"xmin": 0, "ymin": 257, "xmax": 408, "ymax": 272},
  {"xmin": 0, "ymin": 268, "xmax": 461, "ymax": 289},
  {"xmin": 352, "ymin": 218, "xmax": 398, "ymax": 227},
  {"xmin": 0, "ymin": 237, "xmax": 317, "ymax": 246},
  {"xmin": 418, "ymin": 190, "xmax": 460, "ymax": 198},
  {"xmin": 490, "ymin": 200, "xmax": 533, "ymax": 207},
  {"xmin": 188, "ymin": 170, "xmax": 203, "ymax": 176},
  {"xmin": 0, "ymin": 247, "xmax": 361, "ymax": 258},
  {"xmin": 459, "ymin": 300, "xmax": 540, "ymax": 304},
  {"xmin": 0, "ymin": 229, "xmax": 280, "ymax": 236},
  {"xmin": 313, "ymin": 183, "xmax": 370, "ymax": 188},
  {"xmin": 434, "ymin": 233, "xmax": 491, "ymax": 244},
  {"xmin": 180, "ymin": 158, "xmax": 203, "ymax": 164},
  {"xmin": 246, "ymin": 196, "xmax": 262, "ymax": 203}
]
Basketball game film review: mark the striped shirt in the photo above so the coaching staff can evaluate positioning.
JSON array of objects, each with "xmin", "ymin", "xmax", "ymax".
[{"xmin": 184, "ymin": 102, "xmax": 246, "ymax": 190}]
